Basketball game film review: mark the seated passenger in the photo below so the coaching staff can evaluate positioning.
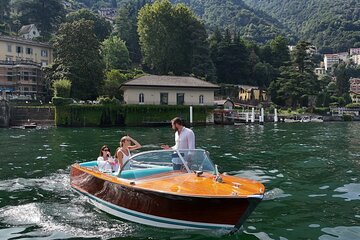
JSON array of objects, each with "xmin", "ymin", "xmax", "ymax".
[
  {"xmin": 97, "ymin": 145, "xmax": 119, "ymax": 173},
  {"xmin": 115, "ymin": 136, "xmax": 141, "ymax": 171}
]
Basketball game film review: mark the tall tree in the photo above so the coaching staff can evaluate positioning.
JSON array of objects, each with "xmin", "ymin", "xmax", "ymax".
[
  {"xmin": 66, "ymin": 9, "xmax": 111, "ymax": 42},
  {"xmin": 269, "ymin": 66, "xmax": 318, "ymax": 107},
  {"xmin": 53, "ymin": 20, "xmax": 105, "ymax": 100},
  {"xmin": 212, "ymin": 37, "xmax": 251, "ymax": 84},
  {"xmin": 252, "ymin": 62, "xmax": 275, "ymax": 88},
  {"xmin": 137, "ymin": 0, "xmax": 215, "ymax": 79},
  {"xmin": 101, "ymin": 36, "xmax": 130, "ymax": 70},
  {"xmin": 269, "ymin": 36, "xmax": 291, "ymax": 68},
  {"xmin": 115, "ymin": 0, "xmax": 149, "ymax": 64},
  {"xmin": 269, "ymin": 40, "xmax": 319, "ymax": 107},
  {"xmin": 12, "ymin": 0, "xmax": 65, "ymax": 37},
  {"xmin": 292, "ymin": 41, "xmax": 315, "ymax": 73}
]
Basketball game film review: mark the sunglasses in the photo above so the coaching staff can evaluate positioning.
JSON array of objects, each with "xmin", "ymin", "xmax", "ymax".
[{"xmin": 102, "ymin": 149, "xmax": 109, "ymax": 151}]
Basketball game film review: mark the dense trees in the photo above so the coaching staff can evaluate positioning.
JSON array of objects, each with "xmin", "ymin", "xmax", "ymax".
[
  {"xmin": 12, "ymin": 0, "xmax": 65, "ymax": 37},
  {"xmin": 211, "ymin": 36, "xmax": 250, "ymax": 84},
  {"xmin": 66, "ymin": 9, "xmax": 111, "ymax": 41},
  {"xmin": 2, "ymin": 0, "xmax": 358, "ymax": 105},
  {"xmin": 269, "ymin": 41, "xmax": 319, "ymax": 107},
  {"xmin": 171, "ymin": 0, "xmax": 289, "ymax": 44},
  {"xmin": 138, "ymin": 0, "xmax": 215, "ymax": 78},
  {"xmin": 53, "ymin": 20, "xmax": 104, "ymax": 100},
  {"xmin": 101, "ymin": 36, "xmax": 130, "ymax": 70},
  {"xmin": 243, "ymin": 0, "xmax": 360, "ymax": 52},
  {"xmin": 115, "ymin": 0, "xmax": 150, "ymax": 64}
]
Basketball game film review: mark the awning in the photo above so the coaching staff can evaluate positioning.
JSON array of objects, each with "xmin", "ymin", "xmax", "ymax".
[{"xmin": 0, "ymin": 87, "xmax": 15, "ymax": 92}]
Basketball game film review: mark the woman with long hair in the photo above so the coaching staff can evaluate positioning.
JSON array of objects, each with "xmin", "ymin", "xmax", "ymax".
[
  {"xmin": 97, "ymin": 145, "xmax": 118, "ymax": 173},
  {"xmin": 115, "ymin": 136, "xmax": 141, "ymax": 170}
]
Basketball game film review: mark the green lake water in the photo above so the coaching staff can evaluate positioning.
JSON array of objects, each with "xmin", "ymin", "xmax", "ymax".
[{"xmin": 0, "ymin": 123, "xmax": 359, "ymax": 239}]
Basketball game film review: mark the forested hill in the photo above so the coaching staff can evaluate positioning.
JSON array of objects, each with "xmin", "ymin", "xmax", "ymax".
[
  {"xmin": 170, "ymin": 0, "xmax": 292, "ymax": 44},
  {"xmin": 75, "ymin": 0, "xmax": 293, "ymax": 44},
  {"xmin": 72, "ymin": 0, "xmax": 360, "ymax": 52},
  {"xmin": 243, "ymin": 0, "xmax": 360, "ymax": 52}
]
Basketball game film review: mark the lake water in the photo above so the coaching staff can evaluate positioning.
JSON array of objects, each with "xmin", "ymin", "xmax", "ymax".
[{"xmin": 0, "ymin": 123, "xmax": 359, "ymax": 240}]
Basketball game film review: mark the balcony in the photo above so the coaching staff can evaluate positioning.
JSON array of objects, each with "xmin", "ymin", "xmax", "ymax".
[{"xmin": 0, "ymin": 60, "xmax": 41, "ymax": 67}]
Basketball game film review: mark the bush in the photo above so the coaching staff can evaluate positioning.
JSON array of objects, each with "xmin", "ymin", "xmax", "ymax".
[
  {"xmin": 345, "ymin": 103, "xmax": 360, "ymax": 108},
  {"xmin": 313, "ymin": 107, "xmax": 330, "ymax": 115},
  {"xmin": 52, "ymin": 97, "xmax": 73, "ymax": 106},
  {"xmin": 53, "ymin": 79, "xmax": 71, "ymax": 98},
  {"xmin": 97, "ymin": 96, "xmax": 121, "ymax": 105}
]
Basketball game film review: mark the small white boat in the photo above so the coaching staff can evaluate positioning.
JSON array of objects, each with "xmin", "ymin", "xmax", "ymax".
[
  {"xmin": 284, "ymin": 117, "xmax": 300, "ymax": 123},
  {"xmin": 300, "ymin": 116, "xmax": 311, "ymax": 123},
  {"xmin": 310, "ymin": 116, "xmax": 323, "ymax": 122}
]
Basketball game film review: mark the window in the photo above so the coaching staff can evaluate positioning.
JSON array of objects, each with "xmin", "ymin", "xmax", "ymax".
[
  {"xmin": 24, "ymin": 87, "xmax": 29, "ymax": 92},
  {"xmin": 16, "ymin": 46, "xmax": 23, "ymax": 53},
  {"xmin": 199, "ymin": 95, "xmax": 204, "ymax": 104},
  {"xmin": 41, "ymin": 60, "xmax": 48, "ymax": 67},
  {"xmin": 160, "ymin": 92, "xmax": 168, "ymax": 105},
  {"xmin": 139, "ymin": 93, "xmax": 144, "ymax": 103},
  {"xmin": 5, "ymin": 56, "xmax": 13, "ymax": 62},
  {"xmin": 32, "ymin": 72, "xmax": 36, "ymax": 82},
  {"xmin": 7, "ymin": 72, "xmax": 12, "ymax": 81},
  {"xmin": 7, "ymin": 44, "xmax": 12, "ymax": 52},
  {"xmin": 23, "ymin": 72, "xmax": 29, "ymax": 81},
  {"xmin": 177, "ymin": 93, "xmax": 184, "ymax": 105},
  {"xmin": 41, "ymin": 49, "xmax": 48, "ymax": 57},
  {"xmin": 26, "ymin": 48, "xmax": 33, "ymax": 54},
  {"xmin": 32, "ymin": 87, "xmax": 36, "ymax": 91}
]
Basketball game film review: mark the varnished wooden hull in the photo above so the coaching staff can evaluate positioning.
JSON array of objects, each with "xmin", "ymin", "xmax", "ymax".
[{"xmin": 70, "ymin": 164, "xmax": 264, "ymax": 231}]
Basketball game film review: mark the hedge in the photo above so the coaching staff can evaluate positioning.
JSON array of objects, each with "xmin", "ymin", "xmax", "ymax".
[{"xmin": 55, "ymin": 104, "xmax": 213, "ymax": 127}]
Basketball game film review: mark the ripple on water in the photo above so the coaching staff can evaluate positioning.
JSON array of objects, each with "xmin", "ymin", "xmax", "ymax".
[
  {"xmin": 0, "ymin": 172, "xmax": 70, "ymax": 193},
  {"xmin": 332, "ymin": 183, "xmax": 360, "ymax": 201},
  {"xmin": 10, "ymin": 135, "xmax": 25, "ymax": 139},
  {"xmin": 0, "ymin": 202, "xmax": 136, "ymax": 239},
  {"xmin": 320, "ymin": 226, "xmax": 360, "ymax": 240},
  {"xmin": 264, "ymin": 188, "xmax": 292, "ymax": 200},
  {"xmin": 0, "ymin": 227, "xmax": 74, "ymax": 240},
  {"xmin": 230, "ymin": 169, "xmax": 275, "ymax": 183}
]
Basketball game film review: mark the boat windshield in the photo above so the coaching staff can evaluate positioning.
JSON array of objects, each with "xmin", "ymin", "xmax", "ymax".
[{"xmin": 119, "ymin": 149, "xmax": 215, "ymax": 180}]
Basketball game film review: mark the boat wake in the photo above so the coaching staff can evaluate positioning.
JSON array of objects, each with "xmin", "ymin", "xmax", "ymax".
[{"xmin": 0, "ymin": 171, "xmax": 136, "ymax": 239}]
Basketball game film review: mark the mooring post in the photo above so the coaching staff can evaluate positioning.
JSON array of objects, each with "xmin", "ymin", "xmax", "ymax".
[
  {"xmin": 245, "ymin": 112, "xmax": 249, "ymax": 123},
  {"xmin": 274, "ymin": 108, "xmax": 278, "ymax": 122},
  {"xmin": 189, "ymin": 105, "xmax": 193, "ymax": 125},
  {"xmin": 251, "ymin": 108, "xmax": 255, "ymax": 123},
  {"xmin": 260, "ymin": 108, "xmax": 264, "ymax": 124}
]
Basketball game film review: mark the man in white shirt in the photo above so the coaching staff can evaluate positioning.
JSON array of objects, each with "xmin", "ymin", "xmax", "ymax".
[{"xmin": 161, "ymin": 117, "xmax": 195, "ymax": 170}]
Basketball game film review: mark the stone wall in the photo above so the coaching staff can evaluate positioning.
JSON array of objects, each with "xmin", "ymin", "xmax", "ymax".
[
  {"xmin": 0, "ymin": 100, "xmax": 10, "ymax": 127},
  {"xmin": 10, "ymin": 106, "xmax": 55, "ymax": 126}
]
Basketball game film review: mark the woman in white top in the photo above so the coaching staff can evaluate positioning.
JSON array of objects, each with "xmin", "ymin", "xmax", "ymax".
[
  {"xmin": 97, "ymin": 145, "xmax": 119, "ymax": 172},
  {"xmin": 115, "ymin": 136, "xmax": 141, "ymax": 170}
]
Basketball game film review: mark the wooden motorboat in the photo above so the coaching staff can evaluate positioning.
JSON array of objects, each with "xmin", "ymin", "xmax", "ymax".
[{"xmin": 70, "ymin": 149, "xmax": 265, "ymax": 233}]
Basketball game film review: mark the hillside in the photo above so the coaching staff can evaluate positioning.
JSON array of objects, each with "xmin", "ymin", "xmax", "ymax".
[
  {"xmin": 170, "ymin": 0, "xmax": 292, "ymax": 44},
  {"xmin": 71, "ymin": 0, "xmax": 293, "ymax": 44},
  {"xmin": 61, "ymin": 0, "xmax": 360, "ymax": 51},
  {"xmin": 243, "ymin": 0, "xmax": 360, "ymax": 52}
]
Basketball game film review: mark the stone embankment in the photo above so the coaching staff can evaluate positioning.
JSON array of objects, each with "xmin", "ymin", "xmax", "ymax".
[{"xmin": 10, "ymin": 106, "xmax": 55, "ymax": 126}]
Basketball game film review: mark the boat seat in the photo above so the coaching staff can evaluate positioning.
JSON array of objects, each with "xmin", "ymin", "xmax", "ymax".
[
  {"xmin": 79, "ymin": 161, "xmax": 173, "ymax": 179},
  {"xmin": 120, "ymin": 167, "xmax": 173, "ymax": 179},
  {"xmin": 79, "ymin": 161, "xmax": 98, "ymax": 167}
]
